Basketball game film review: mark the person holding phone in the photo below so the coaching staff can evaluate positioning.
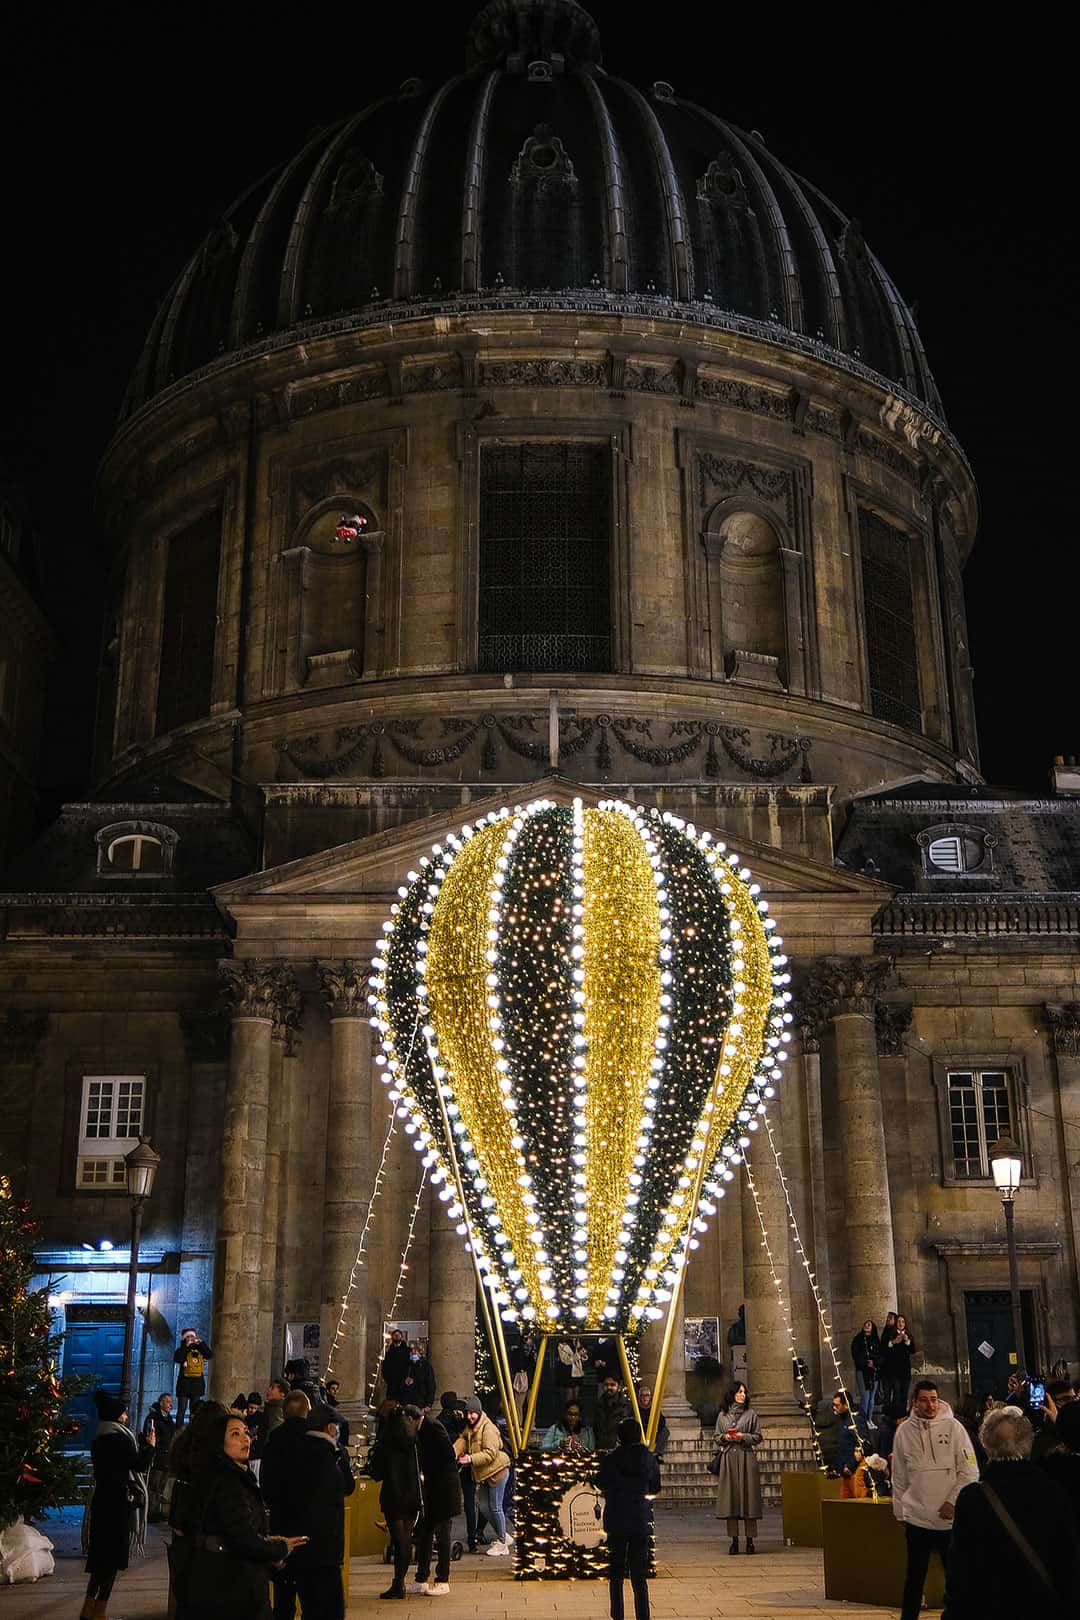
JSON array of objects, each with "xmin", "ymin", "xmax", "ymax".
[
  {"xmin": 181, "ymin": 1412, "xmax": 306, "ymax": 1620},
  {"xmin": 712, "ymin": 1383, "xmax": 762, "ymax": 1553}
]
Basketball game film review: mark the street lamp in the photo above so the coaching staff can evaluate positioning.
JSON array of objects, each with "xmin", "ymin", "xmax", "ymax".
[
  {"xmin": 120, "ymin": 1136, "xmax": 160, "ymax": 1411},
  {"xmin": 989, "ymin": 1132, "xmax": 1025, "ymax": 1377}
]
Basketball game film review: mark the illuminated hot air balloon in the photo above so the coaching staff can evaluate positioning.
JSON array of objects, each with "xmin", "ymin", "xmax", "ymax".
[{"xmin": 368, "ymin": 796, "xmax": 789, "ymax": 1446}]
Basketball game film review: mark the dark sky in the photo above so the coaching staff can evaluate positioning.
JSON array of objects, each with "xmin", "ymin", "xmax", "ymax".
[{"xmin": 4, "ymin": 0, "xmax": 1074, "ymax": 810}]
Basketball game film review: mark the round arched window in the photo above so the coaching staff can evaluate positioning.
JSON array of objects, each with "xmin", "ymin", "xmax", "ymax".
[{"xmin": 105, "ymin": 833, "xmax": 165, "ymax": 873}]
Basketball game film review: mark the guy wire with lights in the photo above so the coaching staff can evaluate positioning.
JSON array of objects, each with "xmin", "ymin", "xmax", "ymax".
[{"xmin": 361, "ymin": 795, "xmax": 794, "ymax": 1577}]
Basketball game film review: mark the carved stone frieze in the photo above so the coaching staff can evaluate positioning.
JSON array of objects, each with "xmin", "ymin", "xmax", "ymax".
[
  {"xmin": 875, "ymin": 1001, "xmax": 914, "ymax": 1058},
  {"xmin": 804, "ymin": 955, "xmax": 894, "ymax": 1019},
  {"xmin": 290, "ymin": 453, "xmax": 387, "ymax": 526},
  {"xmin": 317, "ymin": 960, "xmax": 369, "ymax": 1019},
  {"xmin": 290, "ymin": 372, "xmax": 390, "ymax": 423},
  {"xmin": 625, "ymin": 364, "xmax": 679, "ymax": 395},
  {"xmin": 2, "ymin": 1011, "xmax": 49, "ymax": 1062},
  {"xmin": 1046, "ymin": 1003, "xmax": 1080, "ymax": 1057},
  {"xmin": 698, "ymin": 452, "xmax": 794, "ymax": 525},
  {"xmin": 180, "ymin": 1008, "xmax": 230, "ymax": 1064},
  {"xmin": 479, "ymin": 358, "xmax": 606, "ymax": 388},
  {"xmin": 273, "ymin": 710, "xmax": 814, "ymax": 784},
  {"xmin": 402, "ymin": 360, "xmax": 462, "ymax": 394}
]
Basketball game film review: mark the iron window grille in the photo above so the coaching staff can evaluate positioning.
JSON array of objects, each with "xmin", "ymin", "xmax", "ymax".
[{"xmin": 859, "ymin": 508, "xmax": 921, "ymax": 732}]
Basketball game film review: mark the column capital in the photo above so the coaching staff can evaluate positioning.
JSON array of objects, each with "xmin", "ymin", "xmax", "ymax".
[
  {"xmin": 875, "ymin": 1001, "xmax": 914, "ymax": 1058},
  {"xmin": 180, "ymin": 1008, "xmax": 230, "ymax": 1063},
  {"xmin": 271, "ymin": 979, "xmax": 304, "ymax": 1055},
  {"xmin": 316, "ymin": 959, "xmax": 370, "ymax": 1019},
  {"xmin": 803, "ymin": 955, "xmax": 894, "ymax": 1019},
  {"xmin": 218, "ymin": 959, "xmax": 298, "ymax": 1029},
  {"xmin": 1045, "ymin": 1003, "xmax": 1080, "ymax": 1057}
]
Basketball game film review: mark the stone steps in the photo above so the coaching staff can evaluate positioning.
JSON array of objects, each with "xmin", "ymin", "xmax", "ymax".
[{"xmin": 657, "ymin": 1431, "xmax": 820, "ymax": 1507}]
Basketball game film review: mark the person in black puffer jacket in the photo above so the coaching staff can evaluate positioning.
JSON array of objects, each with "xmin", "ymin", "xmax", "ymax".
[
  {"xmin": 259, "ymin": 1390, "xmax": 312, "ymax": 1619},
  {"xmin": 366, "ymin": 1408, "xmax": 422, "ymax": 1600},
  {"xmin": 180, "ymin": 1412, "xmax": 307, "ymax": 1620},
  {"xmin": 597, "ymin": 1418, "xmax": 662, "ymax": 1620},
  {"xmin": 289, "ymin": 1404, "xmax": 355, "ymax": 1620}
]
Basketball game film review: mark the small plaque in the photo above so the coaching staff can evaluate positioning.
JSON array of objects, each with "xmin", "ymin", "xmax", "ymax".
[{"xmin": 977, "ymin": 1340, "xmax": 995, "ymax": 1359}]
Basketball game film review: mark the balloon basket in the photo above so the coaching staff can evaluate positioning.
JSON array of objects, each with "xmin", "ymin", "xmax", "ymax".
[{"xmin": 511, "ymin": 1451, "xmax": 656, "ymax": 1582}]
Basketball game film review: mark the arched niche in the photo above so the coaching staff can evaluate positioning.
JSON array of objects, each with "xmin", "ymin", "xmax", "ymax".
[
  {"xmin": 281, "ymin": 498, "xmax": 384, "ymax": 688},
  {"xmin": 701, "ymin": 505, "xmax": 792, "ymax": 690}
]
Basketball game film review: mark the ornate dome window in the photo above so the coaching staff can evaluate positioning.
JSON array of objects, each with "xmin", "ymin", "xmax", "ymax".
[{"xmin": 96, "ymin": 821, "xmax": 178, "ymax": 877}]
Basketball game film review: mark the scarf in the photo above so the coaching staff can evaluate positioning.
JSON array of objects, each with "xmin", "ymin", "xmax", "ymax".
[{"xmin": 81, "ymin": 1420, "xmax": 150, "ymax": 1560}]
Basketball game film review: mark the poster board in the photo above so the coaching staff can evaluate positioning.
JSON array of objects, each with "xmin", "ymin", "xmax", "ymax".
[
  {"xmin": 284, "ymin": 1321, "xmax": 322, "ymax": 1377},
  {"xmin": 684, "ymin": 1314, "xmax": 721, "ymax": 1367}
]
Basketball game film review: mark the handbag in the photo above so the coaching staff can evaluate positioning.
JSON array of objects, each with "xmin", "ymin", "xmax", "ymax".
[{"xmin": 706, "ymin": 1451, "xmax": 722, "ymax": 1477}]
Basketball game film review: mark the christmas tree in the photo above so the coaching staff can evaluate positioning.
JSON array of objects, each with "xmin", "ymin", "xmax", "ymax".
[{"xmin": 0, "ymin": 1175, "xmax": 86, "ymax": 1530}]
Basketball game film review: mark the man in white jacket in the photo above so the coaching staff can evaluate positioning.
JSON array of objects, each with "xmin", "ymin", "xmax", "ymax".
[{"xmin": 891, "ymin": 1379, "xmax": 979, "ymax": 1620}]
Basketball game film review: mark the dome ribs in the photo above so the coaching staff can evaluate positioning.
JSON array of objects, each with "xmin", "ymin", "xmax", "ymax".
[
  {"xmin": 461, "ymin": 70, "xmax": 500, "ymax": 294},
  {"xmin": 279, "ymin": 103, "xmax": 389, "ymax": 329},
  {"xmin": 742, "ymin": 134, "xmax": 847, "ymax": 348},
  {"xmin": 230, "ymin": 128, "xmax": 330, "ymax": 346},
  {"xmin": 580, "ymin": 72, "xmax": 628, "ymax": 292},
  {"xmin": 153, "ymin": 246, "xmax": 207, "ymax": 396},
  {"xmin": 127, "ymin": 271, "xmax": 179, "ymax": 416},
  {"xmin": 611, "ymin": 77, "xmax": 693, "ymax": 302},
  {"xmin": 682, "ymin": 103, "xmax": 803, "ymax": 333},
  {"xmin": 394, "ymin": 77, "xmax": 463, "ymax": 299}
]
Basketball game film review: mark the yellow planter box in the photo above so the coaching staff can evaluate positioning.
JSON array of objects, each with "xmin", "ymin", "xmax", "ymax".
[
  {"xmin": 822, "ymin": 1499, "xmax": 946, "ymax": 1609},
  {"xmin": 349, "ymin": 1477, "xmax": 389, "ymax": 1556},
  {"xmin": 780, "ymin": 1470, "xmax": 843, "ymax": 1546}
]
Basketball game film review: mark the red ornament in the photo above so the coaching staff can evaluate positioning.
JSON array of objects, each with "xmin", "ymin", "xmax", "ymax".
[{"xmin": 18, "ymin": 1462, "xmax": 43, "ymax": 1486}]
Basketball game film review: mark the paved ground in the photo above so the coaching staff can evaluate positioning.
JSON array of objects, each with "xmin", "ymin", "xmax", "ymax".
[{"xmin": 2, "ymin": 1508, "xmax": 919, "ymax": 1618}]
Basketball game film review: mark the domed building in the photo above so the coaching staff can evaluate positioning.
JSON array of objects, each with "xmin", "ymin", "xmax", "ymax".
[{"xmin": 3, "ymin": 2, "xmax": 1079, "ymax": 1468}]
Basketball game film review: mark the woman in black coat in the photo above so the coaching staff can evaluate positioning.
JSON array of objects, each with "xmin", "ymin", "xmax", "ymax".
[
  {"xmin": 366, "ymin": 1408, "xmax": 422, "ymax": 1599},
  {"xmin": 597, "ymin": 1419, "xmax": 662, "ymax": 1620},
  {"xmin": 879, "ymin": 1313, "xmax": 916, "ymax": 1412},
  {"xmin": 84, "ymin": 1388, "xmax": 156, "ymax": 1618},
  {"xmin": 180, "ymin": 1412, "xmax": 307, "ymax": 1620}
]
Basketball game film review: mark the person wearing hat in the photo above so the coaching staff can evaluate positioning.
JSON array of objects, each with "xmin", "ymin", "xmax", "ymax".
[
  {"xmin": 289, "ymin": 1403, "xmax": 355, "ymax": 1620},
  {"xmin": 83, "ymin": 1387, "xmax": 156, "ymax": 1619},
  {"xmin": 454, "ymin": 1396, "xmax": 513, "ymax": 1557},
  {"xmin": 439, "ymin": 1393, "xmax": 480, "ymax": 1552},
  {"xmin": 173, "ymin": 1327, "xmax": 213, "ymax": 1425}
]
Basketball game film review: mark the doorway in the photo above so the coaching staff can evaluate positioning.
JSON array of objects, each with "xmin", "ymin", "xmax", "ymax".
[
  {"xmin": 964, "ymin": 1290, "xmax": 1037, "ymax": 1395},
  {"xmin": 63, "ymin": 1305, "xmax": 127, "ymax": 1446}
]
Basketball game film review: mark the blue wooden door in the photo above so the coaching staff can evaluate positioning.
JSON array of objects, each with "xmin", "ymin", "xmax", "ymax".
[{"xmin": 63, "ymin": 1313, "xmax": 127, "ymax": 1446}]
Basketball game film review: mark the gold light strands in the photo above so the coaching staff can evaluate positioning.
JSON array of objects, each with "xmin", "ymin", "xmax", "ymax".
[{"xmin": 741, "ymin": 1144, "xmax": 826, "ymax": 1472}]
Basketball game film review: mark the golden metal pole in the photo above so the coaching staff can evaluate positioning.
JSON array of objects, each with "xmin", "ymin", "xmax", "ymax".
[
  {"xmin": 643, "ymin": 1121, "xmax": 715, "ymax": 1449},
  {"xmin": 431, "ymin": 1086, "xmax": 522, "ymax": 1454},
  {"xmin": 519, "ymin": 1334, "xmax": 549, "ymax": 1446},
  {"xmin": 615, "ymin": 1334, "xmax": 644, "ymax": 1435}
]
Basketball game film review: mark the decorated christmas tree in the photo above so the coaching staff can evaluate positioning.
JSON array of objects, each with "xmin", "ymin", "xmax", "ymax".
[{"xmin": 0, "ymin": 1175, "xmax": 85, "ymax": 1530}]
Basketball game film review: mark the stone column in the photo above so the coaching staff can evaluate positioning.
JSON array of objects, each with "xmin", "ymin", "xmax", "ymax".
[
  {"xmin": 777, "ymin": 1033, "xmax": 821, "ymax": 1394},
  {"xmin": 428, "ymin": 1194, "xmax": 476, "ymax": 1403},
  {"xmin": 212, "ymin": 960, "xmax": 295, "ymax": 1403},
  {"xmin": 178, "ymin": 1011, "xmax": 229, "ymax": 1368},
  {"xmin": 317, "ymin": 961, "xmax": 373, "ymax": 1403},
  {"xmin": 638, "ymin": 1288, "xmax": 698, "ymax": 1434},
  {"xmin": 809, "ymin": 957, "xmax": 898, "ymax": 1333},
  {"xmin": 741, "ymin": 1102, "xmax": 801, "ymax": 1423}
]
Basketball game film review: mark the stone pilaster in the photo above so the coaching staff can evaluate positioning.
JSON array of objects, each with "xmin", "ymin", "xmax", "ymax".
[
  {"xmin": 317, "ymin": 960, "xmax": 373, "ymax": 1401},
  {"xmin": 212, "ymin": 960, "xmax": 296, "ymax": 1402},
  {"xmin": 807, "ymin": 956, "xmax": 898, "ymax": 1333},
  {"xmin": 741, "ymin": 1098, "xmax": 802, "ymax": 1425},
  {"xmin": 179, "ymin": 1010, "xmax": 229, "ymax": 1365},
  {"xmin": 1045, "ymin": 1004, "xmax": 1080, "ymax": 1309},
  {"xmin": 638, "ymin": 1290, "xmax": 698, "ymax": 1434},
  {"xmin": 875, "ymin": 1001, "xmax": 914, "ymax": 1059}
]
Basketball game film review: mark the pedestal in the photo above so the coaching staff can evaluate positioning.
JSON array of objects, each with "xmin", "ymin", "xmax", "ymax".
[
  {"xmin": 780, "ymin": 1470, "xmax": 842, "ymax": 1546},
  {"xmin": 822, "ymin": 1499, "xmax": 945, "ymax": 1608},
  {"xmin": 349, "ymin": 1477, "xmax": 388, "ymax": 1555}
]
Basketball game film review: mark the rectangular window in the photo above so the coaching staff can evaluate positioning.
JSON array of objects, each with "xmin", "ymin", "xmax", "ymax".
[
  {"xmin": 77, "ymin": 1075, "xmax": 145, "ymax": 1190},
  {"xmin": 157, "ymin": 508, "xmax": 222, "ymax": 734},
  {"xmin": 478, "ymin": 442, "xmax": 611, "ymax": 674},
  {"xmin": 947, "ymin": 1069, "xmax": 1013, "ymax": 1178},
  {"xmin": 859, "ymin": 508, "xmax": 921, "ymax": 732}
]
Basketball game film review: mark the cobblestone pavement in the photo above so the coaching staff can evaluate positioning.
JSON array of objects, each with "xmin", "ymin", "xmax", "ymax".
[{"xmin": 2, "ymin": 1509, "xmax": 917, "ymax": 1618}]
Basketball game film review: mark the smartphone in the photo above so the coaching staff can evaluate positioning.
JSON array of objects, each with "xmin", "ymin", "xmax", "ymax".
[{"xmin": 1027, "ymin": 1379, "xmax": 1046, "ymax": 1408}]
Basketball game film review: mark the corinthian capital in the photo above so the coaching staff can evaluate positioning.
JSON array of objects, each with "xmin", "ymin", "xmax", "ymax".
[
  {"xmin": 804, "ymin": 955, "xmax": 894, "ymax": 1019},
  {"xmin": 218, "ymin": 959, "xmax": 298, "ymax": 1027},
  {"xmin": 875, "ymin": 1001, "xmax": 914, "ymax": 1058},
  {"xmin": 1046, "ymin": 1004, "xmax": 1080, "ymax": 1057},
  {"xmin": 316, "ymin": 959, "xmax": 368, "ymax": 1019}
]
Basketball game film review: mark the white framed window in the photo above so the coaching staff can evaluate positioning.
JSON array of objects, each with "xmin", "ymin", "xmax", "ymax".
[
  {"xmin": 927, "ymin": 835, "xmax": 964, "ymax": 872},
  {"xmin": 104, "ymin": 833, "xmax": 164, "ymax": 873},
  {"xmin": 947, "ymin": 1069, "xmax": 1013, "ymax": 1178},
  {"xmin": 77, "ymin": 1075, "xmax": 145, "ymax": 1189}
]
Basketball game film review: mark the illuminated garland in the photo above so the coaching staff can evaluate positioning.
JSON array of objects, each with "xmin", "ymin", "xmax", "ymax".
[
  {"xmin": 366, "ymin": 1156, "xmax": 428, "ymax": 1406},
  {"xmin": 326, "ymin": 1104, "xmax": 398, "ymax": 1377},
  {"xmin": 368, "ymin": 799, "xmax": 786, "ymax": 1335}
]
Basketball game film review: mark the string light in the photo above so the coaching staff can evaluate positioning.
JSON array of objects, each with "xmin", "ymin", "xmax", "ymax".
[
  {"xmin": 756, "ymin": 1105, "xmax": 877, "ymax": 1496},
  {"xmin": 326, "ymin": 1105, "xmax": 398, "ymax": 1377},
  {"xmin": 514, "ymin": 1451, "xmax": 656, "ymax": 1581},
  {"xmin": 366, "ymin": 1156, "xmax": 429, "ymax": 1406}
]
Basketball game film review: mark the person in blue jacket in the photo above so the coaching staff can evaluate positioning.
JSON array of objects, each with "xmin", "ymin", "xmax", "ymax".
[{"xmin": 597, "ymin": 1418, "xmax": 661, "ymax": 1620}]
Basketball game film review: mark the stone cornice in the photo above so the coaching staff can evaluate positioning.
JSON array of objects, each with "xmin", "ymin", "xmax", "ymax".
[
  {"xmin": 875, "ymin": 897, "xmax": 1080, "ymax": 941},
  {"xmin": 928, "ymin": 1239, "xmax": 1061, "ymax": 1259}
]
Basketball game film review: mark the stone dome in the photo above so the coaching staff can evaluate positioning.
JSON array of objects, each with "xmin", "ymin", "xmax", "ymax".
[{"xmin": 125, "ymin": 0, "xmax": 940, "ymax": 419}]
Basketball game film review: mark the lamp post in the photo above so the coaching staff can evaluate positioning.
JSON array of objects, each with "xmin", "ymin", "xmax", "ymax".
[
  {"xmin": 989, "ymin": 1132, "xmax": 1025, "ymax": 1377},
  {"xmin": 120, "ymin": 1136, "xmax": 160, "ymax": 1412}
]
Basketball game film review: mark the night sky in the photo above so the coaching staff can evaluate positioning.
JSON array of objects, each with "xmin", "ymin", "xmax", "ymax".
[{"xmin": 4, "ymin": 1, "xmax": 1073, "ymax": 816}]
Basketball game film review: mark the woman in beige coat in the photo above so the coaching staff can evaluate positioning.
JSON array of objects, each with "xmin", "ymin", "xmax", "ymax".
[
  {"xmin": 454, "ymin": 1396, "xmax": 513, "ymax": 1556},
  {"xmin": 712, "ymin": 1383, "xmax": 762, "ymax": 1553}
]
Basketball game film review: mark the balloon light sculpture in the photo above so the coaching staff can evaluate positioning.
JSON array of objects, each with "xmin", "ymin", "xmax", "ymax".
[{"xmin": 368, "ymin": 797, "xmax": 789, "ymax": 1451}]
